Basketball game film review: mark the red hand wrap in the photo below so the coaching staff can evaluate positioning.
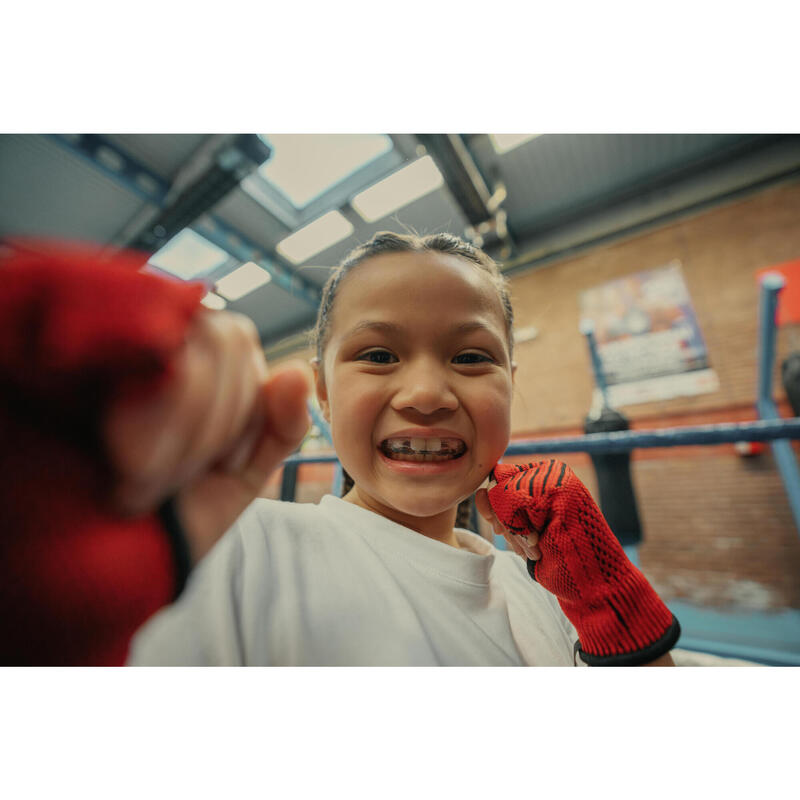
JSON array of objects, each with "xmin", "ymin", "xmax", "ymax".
[
  {"xmin": 0, "ymin": 240, "xmax": 204, "ymax": 665},
  {"xmin": 488, "ymin": 460, "xmax": 680, "ymax": 666}
]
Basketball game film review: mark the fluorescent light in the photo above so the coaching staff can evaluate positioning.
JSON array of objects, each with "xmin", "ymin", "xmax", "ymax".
[
  {"xmin": 147, "ymin": 228, "xmax": 230, "ymax": 280},
  {"xmin": 351, "ymin": 156, "xmax": 444, "ymax": 223},
  {"xmin": 215, "ymin": 262, "xmax": 272, "ymax": 301},
  {"xmin": 257, "ymin": 134, "xmax": 393, "ymax": 208},
  {"xmin": 489, "ymin": 134, "xmax": 541, "ymax": 155},
  {"xmin": 200, "ymin": 292, "xmax": 227, "ymax": 310},
  {"xmin": 277, "ymin": 211, "xmax": 354, "ymax": 265}
]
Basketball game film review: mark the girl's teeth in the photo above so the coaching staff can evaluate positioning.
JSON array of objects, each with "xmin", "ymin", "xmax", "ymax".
[
  {"xmin": 383, "ymin": 437, "xmax": 464, "ymax": 454},
  {"xmin": 385, "ymin": 452, "xmax": 456, "ymax": 463},
  {"xmin": 381, "ymin": 437, "xmax": 466, "ymax": 462}
]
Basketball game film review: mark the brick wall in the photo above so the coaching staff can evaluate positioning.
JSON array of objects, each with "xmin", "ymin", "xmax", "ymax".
[
  {"xmin": 507, "ymin": 179, "xmax": 800, "ymax": 610},
  {"xmin": 266, "ymin": 179, "xmax": 800, "ymax": 610},
  {"xmin": 507, "ymin": 180, "xmax": 800, "ymax": 429}
]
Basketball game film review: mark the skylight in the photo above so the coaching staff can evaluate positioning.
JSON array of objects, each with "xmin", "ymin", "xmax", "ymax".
[
  {"xmin": 257, "ymin": 134, "xmax": 393, "ymax": 208},
  {"xmin": 215, "ymin": 262, "xmax": 272, "ymax": 301},
  {"xmin": 148, "ymin": 229, "xmax": 230, "ymax": 280},
  {"xmin": 351, "ymin": 156, "xmax": 444, "ymax": 223},
  {"xmin": 200, "ymin": 292, "xmax": 227, "ymax": 310},
  {"xmin": 277, "ymin": 211, "xmax": 354, "ymax": 265},
  {"xmin": 489, "ymin": 134, "xmax": 541, "ymax": 155}
]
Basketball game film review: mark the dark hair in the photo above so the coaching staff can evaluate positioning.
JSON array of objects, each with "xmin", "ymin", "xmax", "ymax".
[{"xmin": 311, "ymin": 231, "xmax": 514, "ymax": 533}]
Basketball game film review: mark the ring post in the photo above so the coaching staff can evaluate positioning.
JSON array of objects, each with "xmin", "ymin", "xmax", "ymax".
[{"xmin": 756, "ymin": 273, "xmax": 800, "ymax": 537}]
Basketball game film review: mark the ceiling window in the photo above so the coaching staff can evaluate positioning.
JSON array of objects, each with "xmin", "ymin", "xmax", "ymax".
[
  {"xmin": 215, "ymin": 262, "xmax": 272, "ymax": 301},
  {"xmin": 489, "ymin": 134, "xmax": 541, "ymax": 155},
  {"xmin": 147, "ymin": 229, "xmax": 230, "ymax": 280},
  {"xmin": 351, "ymin": 156, "xmax": 444, "ymax": 223},
  {"xmin": 257, "ymin": 134, "xmax": 393, "ymax": 209},
  {"xmin": 200, "ymin": 292, "xmax": 227, "ymax": 310},
  {"xmin": 277, "ymin": 211, "xmax": 354, "ymax": 265}
]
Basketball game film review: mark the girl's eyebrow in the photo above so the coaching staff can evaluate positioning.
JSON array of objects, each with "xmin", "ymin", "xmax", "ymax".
[
  {"xmin": 342, "ymin": 319, "xmax": 501, "ymax": 341},
  {"xmin": 342, "ymin": 320, "xmax": 400, "ymax": 340}
]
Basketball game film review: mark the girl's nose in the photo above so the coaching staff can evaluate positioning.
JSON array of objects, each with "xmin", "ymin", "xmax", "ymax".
[{"xmin": 390, "ymin": 362, "xmax": 459, "ymax": 415}]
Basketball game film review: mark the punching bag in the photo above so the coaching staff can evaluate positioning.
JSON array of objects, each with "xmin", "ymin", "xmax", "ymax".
[
  {"xmin": 782, "ymin": 352, "xmax": 800, "ymax": 417},
  {"xmin": 584, "ymin": 407, "xmax": 642, "ymax": 546}
]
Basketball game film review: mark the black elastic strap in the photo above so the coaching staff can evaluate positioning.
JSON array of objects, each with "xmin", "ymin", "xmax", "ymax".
[
  {"xmin": 577, "ymin": 615, "xmax": 682, "ymax": 667},
  {"xmin": 157, "ymin": 495, "xmax": 192, "ymax": 600}
]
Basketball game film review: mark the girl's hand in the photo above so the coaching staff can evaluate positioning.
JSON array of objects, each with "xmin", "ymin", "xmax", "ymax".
[
  {"xmin": 104, "ymin": 309, "xmax": 312, "ymax": 562},
  {"xmin": 486, "ymin": 461, "xmax": 680, "ymax": 666},
  {"xmin": 474, "ymin": 486, "xmax": 541, "ymax": 561}
]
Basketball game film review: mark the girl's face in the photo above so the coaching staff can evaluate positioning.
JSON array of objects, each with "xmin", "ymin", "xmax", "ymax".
[{"xmin": 314, "ymin": 251, "xmax": 515, "ymax": 525}]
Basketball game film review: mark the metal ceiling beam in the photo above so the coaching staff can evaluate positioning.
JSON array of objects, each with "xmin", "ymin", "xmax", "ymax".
[
  {"xmin": 415, "ymin": 133, "xmax": 515, "ymax": 256},
  {"xmin": 48, "ymin": 134, "xmax": 322, "ymax": 309},
  {"xmin": 127, "ymin": 134, "xmax": 270, "ymax": 253},
  {"xmin": 192, "ymin": 215, "xmax": 321, "ymax": 308},
  {"xmin": 416, "ymin": 134, "xmax": 493, "ymax": 225}
]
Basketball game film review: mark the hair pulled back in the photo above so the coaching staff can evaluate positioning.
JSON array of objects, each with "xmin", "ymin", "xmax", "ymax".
[{"xmin": 309, "ymin": 230, "xmax": 514, "ymax": 532}]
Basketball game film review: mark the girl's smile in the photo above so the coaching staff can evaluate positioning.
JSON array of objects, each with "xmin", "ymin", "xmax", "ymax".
[{"xmin": 313, "ymin": 250, "xmax": 515, "ymax": 546}]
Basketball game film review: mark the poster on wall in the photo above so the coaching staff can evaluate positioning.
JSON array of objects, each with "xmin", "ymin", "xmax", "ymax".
[{"xmin": 579, "ymin": 260, "xmax": 719, "ymax": 407}]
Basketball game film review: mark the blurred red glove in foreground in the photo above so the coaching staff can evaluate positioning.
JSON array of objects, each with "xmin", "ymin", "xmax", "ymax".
[
  {"xmin": 0, "ymin": 239, "xmax": 203, "ymax": 665},
  {"xmin": 487, "ymin": 460, "xmax": 680, "ymax": 666},
  {"xmin": 0, "ymin": 239, "xmax": 311, "ymax": 666}
]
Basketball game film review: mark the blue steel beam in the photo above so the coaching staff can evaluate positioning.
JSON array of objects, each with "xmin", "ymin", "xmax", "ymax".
[
  {"xmin": 47, "ymin": 134, "xmax": 322, "ymax": 309},
  {"xmin": 756, "ymin": 272, "xmax": 800, "ymax": 535},
  {"xmin": 579, "ymin": 319, "xmax": 610, "ymax": 410},
  {"xmin": 192, "ymin": 216, "xmax": 320, "ymax": 308},
  {"xmin": 281, "ymin": 417, "xmax": 800, "ymax": 464},
  {"xmin": 128, "ymin": 135, "xmax": 271, "ymax": 254}
]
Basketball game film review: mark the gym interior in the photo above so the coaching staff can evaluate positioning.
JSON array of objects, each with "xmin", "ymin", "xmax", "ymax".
[{"xmin": 3, "ymin": 132, "xmax": 800, "ymax": 666}]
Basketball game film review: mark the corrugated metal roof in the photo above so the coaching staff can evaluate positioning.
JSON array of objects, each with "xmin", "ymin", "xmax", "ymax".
[
  {"xmin": 0, "ymin": 134, "xmax": 150, "ymax": 242},
  {"xmin": 472, "ymin": 133, "xmax": 754, "ymax": 235}
]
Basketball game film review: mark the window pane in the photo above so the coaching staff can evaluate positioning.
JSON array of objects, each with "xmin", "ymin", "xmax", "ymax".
[{"xmin": 257, "ymin": 134, "xmax": 393, "ymax": 208}]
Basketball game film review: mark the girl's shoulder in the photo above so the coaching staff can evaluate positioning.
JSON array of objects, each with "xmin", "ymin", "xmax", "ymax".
[
  {"xmin": 233, "ymin": 496, "xmax": 332, "ymax": 537},
  {"xmin": 229, "ymin": 494, "xmax": 362, "ymax": 549}
]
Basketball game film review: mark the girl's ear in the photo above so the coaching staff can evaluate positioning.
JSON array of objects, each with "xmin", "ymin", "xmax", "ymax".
[{"xmin": 310, "ymin": 357, "xmax": 331, "ymax": 423}]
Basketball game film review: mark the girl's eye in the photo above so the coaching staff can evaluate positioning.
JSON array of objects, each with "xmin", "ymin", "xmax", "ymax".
[
  {"xmin": 356, "ymin": 349, "xmax": 397, "ymax": 364},
  {"xmin": 453, "ymin": 352, "xmax": 494, "ymax": 364}
]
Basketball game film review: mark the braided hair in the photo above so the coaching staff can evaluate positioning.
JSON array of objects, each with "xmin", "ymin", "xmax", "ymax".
[{"xmin": 311, "ymin": 231, "xmax": 514, "ymax": 532}]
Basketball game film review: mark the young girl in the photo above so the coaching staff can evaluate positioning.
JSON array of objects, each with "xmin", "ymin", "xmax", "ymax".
[{"xmin": 128, "ymin": 232, "xmax": 677, "ymax": 666}]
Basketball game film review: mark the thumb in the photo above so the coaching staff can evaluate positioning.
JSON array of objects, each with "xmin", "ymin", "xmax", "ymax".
[
  {"xmin": 263, "ymin": 364, "xmax": 314, "ymax": 444},
  {"xmin": 245, "ymin": 363, "xmax": 312, "ymax": 482}
]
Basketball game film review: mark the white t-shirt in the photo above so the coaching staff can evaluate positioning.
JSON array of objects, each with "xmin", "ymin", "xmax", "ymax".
[{"xmin": 128, "ymin": 495, "xmax": 579, "ymax": 666}]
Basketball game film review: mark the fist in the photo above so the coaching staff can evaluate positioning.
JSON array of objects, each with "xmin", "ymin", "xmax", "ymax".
[
  {"xmin": 104, "ymin": 308, "xmax": 312, "ymax": 561},
  {"xmin": 486, "ymin": 460, "xmax": 575, "ymax": 537},
  {"xmin": 481, "ymin": 459, "xmax": 626, "ymax": 601},
  {"xmin": 478, "ymin": 460, "xmax": 679, "ymax": 664}
]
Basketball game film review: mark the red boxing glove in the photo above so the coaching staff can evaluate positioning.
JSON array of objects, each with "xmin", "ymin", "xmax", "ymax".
[{"xmin": 488, "ymin": 460, "xmax": 680, "ymax": 666}]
